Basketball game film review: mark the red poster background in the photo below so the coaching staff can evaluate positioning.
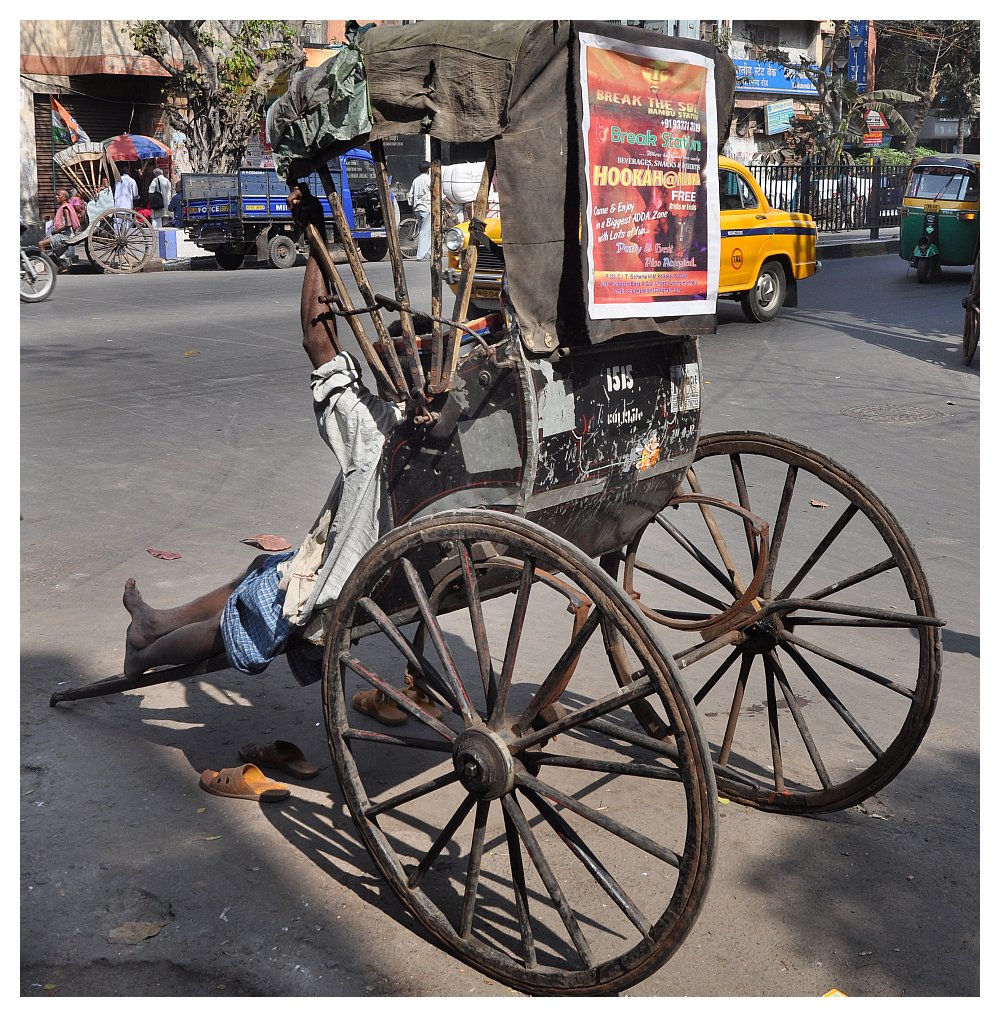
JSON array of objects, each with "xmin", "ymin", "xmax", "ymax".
[{"xmin": 585, "ymin": 45, "xmax": 711, "ymax": 308}]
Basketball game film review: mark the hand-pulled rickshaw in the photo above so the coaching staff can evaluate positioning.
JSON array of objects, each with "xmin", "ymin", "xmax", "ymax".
[
  {"xmin": 51, "ymin": 22, "xmax": 943, "ymax": 995},
  {"xmin": 49, "ymin": 141, "xmax": 158, "ymax": 274}
]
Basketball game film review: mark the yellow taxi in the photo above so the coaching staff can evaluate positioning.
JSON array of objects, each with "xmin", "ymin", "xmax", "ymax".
[{"xmin": 444, "ymin": 156, "xmax": 820, "ymax": 323}]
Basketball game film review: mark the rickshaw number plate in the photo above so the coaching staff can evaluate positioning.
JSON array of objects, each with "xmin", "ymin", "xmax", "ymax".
[{"xmin": 923, "ymin": 203, "xmax": 941, "ymax": 213}]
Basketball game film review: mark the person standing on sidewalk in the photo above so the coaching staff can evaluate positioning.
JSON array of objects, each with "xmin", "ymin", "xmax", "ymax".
[
  {"xmin": 407, "ymin": 160, "xmax": 432, "ymax": 260},
  {"xmin": 147, "ymin": 168, "xmax": 172, "ymax": 229}
]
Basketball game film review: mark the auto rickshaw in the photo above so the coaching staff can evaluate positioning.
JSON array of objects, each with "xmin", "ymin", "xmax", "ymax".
[{"xmin": 900, "ymin": 154, "xmax": 979, "ymax": 283}]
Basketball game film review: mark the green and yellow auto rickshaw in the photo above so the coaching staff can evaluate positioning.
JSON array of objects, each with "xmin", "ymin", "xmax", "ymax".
[{"xmin": 900, "ymin": 154, "xmax": 979, "ymax": 283}]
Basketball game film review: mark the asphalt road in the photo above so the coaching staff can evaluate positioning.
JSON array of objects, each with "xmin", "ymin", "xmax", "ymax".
[{"xmin": 20, "ymin": 254, "xmax": 979, "ymax": 997}]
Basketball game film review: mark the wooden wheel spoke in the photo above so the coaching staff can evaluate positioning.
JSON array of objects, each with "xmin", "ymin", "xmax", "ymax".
[
  {"xmin": 781, "ymin": 642, "xmax": 883, "ymax": 759},
  {"xmin": 407, "ymin": 793, "xmax": 477, "ymax": 888},
  {"xmin": 515, "ymin": 772, "xmax": 682, "ymax": 868},
  {"xmin": 522, "ymin": 787, "xmax": 652, "ymax": 936},
  {"xmin": 459, "ymin": 801, "xmax": 490, "ymax": 939},
  {"xmin": 502, "ymin": 804, "xmax": 536, "ymax": 968},
  {"xmin": 780, "ymin": 632, "xmax": 916, "ymax": 699},
  {"xmin": 358, "ymin": 596, "xmax": 460, "ymax": 713},
  {"xmin": 655, "ymin": 511, "xmax": 740, "ymax": 599},
  {"xmin": 764, "ymin": 657, "xmax": 784, "ymax": 793},
  {"xmin": 341, "ymin": 653, "xmax": 456, "ymax": 742},
  {"xmin": 762, "ymin": 464, "xmax": 797, "ymax": 598},
  {"xmin": 775, "ymin": 504, "xmax": 859, "ymax": 600},
  {"xmin": 766, "ymin": 651, "xmax": 831, "ymax": 789},
  {"xmin": 365, "ymin": 770, "xmax": 460, "ymax": 818},
  {"xmin": 401, "ymin": 558, "xmax": 476, "ymax": 722},
  {"xmin": 344, "ymin": 727, "xmax": 454, "ymax": 753},
  {"xmin": 520, "ymin": 751, "xmax": 682, "ymax": 782},
  {"xmin": 459, "ymin": 541, "xmax": 496, "ymax": 703},
  {"xmin": 513, "ymin": 609, "xmax": 601, "ymax": 735},
  {"xmin": 729, "ymin": 453, "xmax": 760, "ymax": 569},
  {"xmin": 489, "ymin": 556, "xmax": 534, "ymax": 727},
  {"xmin": 799, "ymin": 557, "xmax": 898, "ymax": 602},
  {"xmin": 718, "ymin": 653, "xmax": 753, "ymax": 769},
  {"xmin": 778, "ymin": 598, "xmax": 942, "ymax": 629},
  {"xmin": 507, "ymin": 674, "xmax": 655, "ymax": 753},
  {"xmin": 630, "ymin": 555, "xmax": 731, "ymax": 612},
  {"xmin": 692, "ymin": 645, "xmax": 744, "ymax": 706},
  {"xmin": 501, "ymin": 792, "xmax": 593, "ymax": 968}
]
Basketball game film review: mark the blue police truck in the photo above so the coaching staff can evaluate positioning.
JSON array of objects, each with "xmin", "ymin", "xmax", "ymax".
[{"xmin": 177, "ymin": 148, "xmax": 414, "ymax": 269}]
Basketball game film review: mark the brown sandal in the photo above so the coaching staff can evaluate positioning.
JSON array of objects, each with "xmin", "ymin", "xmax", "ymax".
[
  {"xmin": 238, "ymin": 740, "xmax": 319, "ymax": 780},
  {"xmin": 403, "ymin": 678, "xmax": 443, "ymax": 720},
  {"xmin": 352, "ymin": 688, "xmax": 408, "ymax": 726},
  {"xmin": 198, "ymin": 763, "xmax": 290, "ymax": 802}
]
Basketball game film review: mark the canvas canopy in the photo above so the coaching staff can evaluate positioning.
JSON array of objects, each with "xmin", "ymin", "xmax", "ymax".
[{"xmin": 268, "ymin": 20, "xmax": 736, "ymax": 348}]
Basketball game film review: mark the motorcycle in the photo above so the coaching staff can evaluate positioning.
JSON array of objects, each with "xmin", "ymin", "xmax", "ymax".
[{"xmin": 20, "ymin": 223, "xmax": 58, "ymax": 303}]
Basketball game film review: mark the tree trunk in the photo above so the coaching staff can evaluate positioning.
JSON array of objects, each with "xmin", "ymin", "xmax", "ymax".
[
  {"xmin": 904, "ymin": 98, "xmax": 932, "ymax": 155},
  {"xmin": 956, "ymin": 114, "xmax": 965, "ymax": 154}
]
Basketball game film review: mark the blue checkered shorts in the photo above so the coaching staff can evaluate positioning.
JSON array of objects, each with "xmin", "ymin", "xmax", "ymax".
[{"xmin": 221, "ymin": 551, "xmax": 297, "ymax": 675}]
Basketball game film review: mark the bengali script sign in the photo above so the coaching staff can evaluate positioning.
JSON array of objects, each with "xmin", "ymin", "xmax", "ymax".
[{"xmin": 579, "ymin": 34, "xmax": 719, "ymax": 319}]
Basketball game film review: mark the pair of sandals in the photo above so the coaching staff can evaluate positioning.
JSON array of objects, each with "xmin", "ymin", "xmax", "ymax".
[
  {"xmin": 198, "ymin": 740, "xmax": 320, "ymax": 803},
  {"xmin": 352, "ymin": 679, "xmax": 444, "ymax": 726}
]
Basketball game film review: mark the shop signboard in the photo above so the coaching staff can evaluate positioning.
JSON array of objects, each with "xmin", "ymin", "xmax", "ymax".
[
  {"xmin": 733, "ymin": 59, "xmax": 818, "ymax": 95},
  {"xmin": 848, "ymin": 20, "xmax": 870, "ymax": 93},
  {"xmin": 579, "ymin": 32, "xmax": 719, "ymax": 319},
  {"xmin": 766, "ymin": 98, "xmax": 795, "ymax": 135}
]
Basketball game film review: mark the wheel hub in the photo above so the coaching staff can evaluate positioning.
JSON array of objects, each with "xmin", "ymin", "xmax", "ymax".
[
  {"xmin": 741, "ymin": 616, "xmax": 781, "ymax": 655},
  {"xmin": 453, "ymin": 727, "xmax": 515, "ymax": 800}
]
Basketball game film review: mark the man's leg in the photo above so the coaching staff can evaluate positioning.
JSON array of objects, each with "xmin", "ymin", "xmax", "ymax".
[
  {"xmin": 124, "ymin": 614, "xmax": 225, "ymax": 678},
  {"xmin": 122, "ymin": 554, "xmax": 271, "ymax": 675},
  {"xmin": 416, "ymin": 210, "xmax": 431, "ymax": 260}
]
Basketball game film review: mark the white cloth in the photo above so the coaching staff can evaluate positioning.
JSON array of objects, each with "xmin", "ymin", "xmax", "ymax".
[
  {"xmin": 414, "ymin": 209, "xmax": 431, "ymax": 260},
  {"xmin": 114, "ymin": 173, "xmax": 138, "ymax": 210},
  {"xmin": 277, "ymin": 352, "xmax": 404, "ymax": 645},
  {"xmin": 87, "ymin": 187, "xmax": 115, "ymax": 223},
  {"xmin": 409, "ymin": 169, "xmax": 433, "ymax": 259}
]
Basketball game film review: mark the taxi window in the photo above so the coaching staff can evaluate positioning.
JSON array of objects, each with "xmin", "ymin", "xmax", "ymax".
[{"xmin": 720, "ymin": 169, "xmax": 758, "ymax": 211}]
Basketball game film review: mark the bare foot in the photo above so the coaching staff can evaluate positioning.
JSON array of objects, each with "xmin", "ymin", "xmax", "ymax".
[
  {"xmin": 123, "ymin": 638, "xmax": 148, "ymax": 679},
  {"xmin": 123, "ymin": 578, "xmax": 159, "ymax": 650}
]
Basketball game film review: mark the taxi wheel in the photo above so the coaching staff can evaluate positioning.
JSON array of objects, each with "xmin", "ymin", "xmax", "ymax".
[{"xmin": 741, "ymin": 260, "xmax": 787, "ymax": 323}]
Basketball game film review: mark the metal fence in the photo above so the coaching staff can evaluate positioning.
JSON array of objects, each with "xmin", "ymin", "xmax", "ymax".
[{"xmin": 747, "ymin": 159, "xmax": 909, "ymax": 233}]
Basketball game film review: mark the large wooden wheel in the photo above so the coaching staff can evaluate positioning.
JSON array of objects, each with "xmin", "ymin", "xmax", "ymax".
[
  {"xmin": 85, "ymin": 209, "xmax": 156, "ymax": 274},
  {"xmin": 323, "ymin": 510, "xmax": 717, "ymax": 995},
  {"xmin": 612, "ymin": 432, "xmax": 942, "ymax": 815}
]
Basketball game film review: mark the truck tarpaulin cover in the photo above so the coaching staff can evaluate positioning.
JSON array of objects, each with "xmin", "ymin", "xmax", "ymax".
[{"xmin": 268, "ymin": 21, "xmax": 735, "ymax": 348}]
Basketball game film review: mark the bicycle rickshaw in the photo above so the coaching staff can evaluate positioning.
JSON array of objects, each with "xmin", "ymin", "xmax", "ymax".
[{"xmin": 51, "ymin": 22, "xmax": 943, "ymax": 995}]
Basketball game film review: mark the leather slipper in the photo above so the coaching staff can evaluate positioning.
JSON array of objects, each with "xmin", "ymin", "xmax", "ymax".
[
  {"xmin": 352, "ymin": 688, "xmax": 408, "ymax": 726},
  {"xmin": 239, "ymin": 740, "xmax": 319, "ymax": 780},
  {"xmin": 403, "ymin": 681, "xmax": 443, "ymax": 720},
  {"xmin": 199, "ymin": 763, "xmax": 290, "ymax": 802}
]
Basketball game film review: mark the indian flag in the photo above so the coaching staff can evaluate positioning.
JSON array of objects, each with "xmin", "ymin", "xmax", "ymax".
[{"xmin": 51, "ymin": 98, "xmax": 90, "ymax": 146}]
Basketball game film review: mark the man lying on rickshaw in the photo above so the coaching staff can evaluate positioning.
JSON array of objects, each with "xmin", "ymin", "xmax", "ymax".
[{"xmin": 118, "ymin": 185, "xmax": 425, "ymax": 798}]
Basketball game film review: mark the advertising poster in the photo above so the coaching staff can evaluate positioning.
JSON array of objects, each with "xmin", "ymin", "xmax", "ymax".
[{"xmin": 580, "ymin": 33, "xmax": 719, "ymax": 319}]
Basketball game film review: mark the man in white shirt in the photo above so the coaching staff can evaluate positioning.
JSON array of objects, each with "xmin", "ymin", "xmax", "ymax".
[
  {"xmin": 407, "ymin": 160, "xmax": 432, "ymax": 260},
  {"xmin": 114, "ymin": 165, "xmax": 139, "ymax": 210},
  {"xmin": 147, "ymin": 167, "xmax": 172, "ymax": 228}
]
